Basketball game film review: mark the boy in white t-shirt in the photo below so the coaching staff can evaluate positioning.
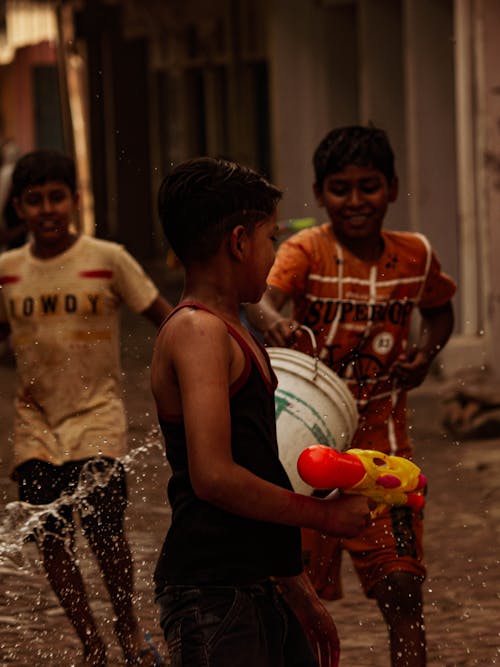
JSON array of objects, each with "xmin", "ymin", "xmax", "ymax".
[{"xmin": 0, "ymin": 150, "xmax": 172, "ymax": 666}]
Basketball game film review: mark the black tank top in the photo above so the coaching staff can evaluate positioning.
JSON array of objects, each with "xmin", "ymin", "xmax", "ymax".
[{"xmin": 154, "ymin": 303, "xmax": 302, "ymax": 588}]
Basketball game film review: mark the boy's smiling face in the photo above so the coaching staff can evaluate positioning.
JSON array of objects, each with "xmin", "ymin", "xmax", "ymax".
[
  {"xmin": 14, "ymin": 180, "xmax": 79, "ymax": 255},
  {"xmin": 314, "ymin": 164, "xmax": 398, "ymax": 246}
]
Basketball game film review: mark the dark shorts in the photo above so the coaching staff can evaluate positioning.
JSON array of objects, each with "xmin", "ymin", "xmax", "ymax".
[
  {"xmin": 156, "ymin": 580, "xmax": 318, "ymax": 667},
  {"xmin": 16, "ymin": 457, "xmax": 128, "ymax": 541}
]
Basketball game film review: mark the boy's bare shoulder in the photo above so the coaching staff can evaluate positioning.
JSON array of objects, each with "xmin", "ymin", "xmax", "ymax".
[{"xmin": 158, "ymin": 306, "xmax": 229, "ymax": 349}]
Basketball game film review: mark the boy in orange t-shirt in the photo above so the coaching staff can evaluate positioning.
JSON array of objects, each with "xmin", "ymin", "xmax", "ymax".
[{"xmin": 246, "ymin": 125, "xmax": 456, "ymax": 667}]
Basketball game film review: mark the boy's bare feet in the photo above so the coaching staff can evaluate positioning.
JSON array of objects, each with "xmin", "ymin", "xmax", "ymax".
[
  {"xmin": 115, "ymin": 618, "xmax": 164, "ymax": 666},
  {"xmin": 125, "ymin": 645, "xmax": 163, "ymax": 666}
]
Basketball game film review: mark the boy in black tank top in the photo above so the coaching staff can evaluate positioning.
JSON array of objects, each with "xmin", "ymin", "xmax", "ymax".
[{"xmin": 151, "ymin": 157, "xmax": 371, "ymax": 667}]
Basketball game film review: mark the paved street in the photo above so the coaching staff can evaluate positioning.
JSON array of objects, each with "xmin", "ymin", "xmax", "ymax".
[
  {"xmin": 0, "ymin": 263, "xmax": 499, "ymax": 665},
  {"xmin": 330, "ymin": 387, "xmax": 500, "ymax": 666}
]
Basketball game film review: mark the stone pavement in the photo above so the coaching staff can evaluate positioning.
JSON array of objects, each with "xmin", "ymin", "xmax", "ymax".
[
  {"xmin": 329, "ymin": 385, "xmax": 500, "ymax": 666},
  {"xmin": 0, "ymin": 262, "xmax": 499, "ymax": 665}
]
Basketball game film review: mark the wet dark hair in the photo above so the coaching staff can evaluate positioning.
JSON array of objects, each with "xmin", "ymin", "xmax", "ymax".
[
  {"xmin": 11, "ymin": 150, "xmax": 77, "ymax": 199},
  {"xmin": 157, "ymin": 157, "xmax": 282, "ymax": 264},
  {"xmin": 313, "ymin": 125, "xmax": 395, "ymax": 188}
]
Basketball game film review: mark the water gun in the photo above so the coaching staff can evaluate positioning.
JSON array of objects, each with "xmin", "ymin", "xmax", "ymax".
[{"xmin": 297, "ymin": 445, "xmax": 427, "ymax": 515}]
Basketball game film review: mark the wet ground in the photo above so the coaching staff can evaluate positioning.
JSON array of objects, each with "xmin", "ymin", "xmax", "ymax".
[
  {"xmin": 0, "ymin": 263, "xmax": 499, "ymax": 666},
  {"xmin": 331, "ymin": 389, "xmax": 500, "ymax": 666}
]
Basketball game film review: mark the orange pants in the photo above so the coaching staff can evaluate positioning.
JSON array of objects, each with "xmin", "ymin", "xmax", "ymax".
[{"xmin": 302, "ymin": 506, "xmax": 426, "ymax": 600}]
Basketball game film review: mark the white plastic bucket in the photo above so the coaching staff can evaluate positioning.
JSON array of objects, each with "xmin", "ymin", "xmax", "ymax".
[{"xmin": 268, "ymin": 341, "xmax": 358, "ymax": 495}]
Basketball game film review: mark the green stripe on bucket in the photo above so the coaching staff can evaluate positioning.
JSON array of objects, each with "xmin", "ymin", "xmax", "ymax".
[{"xmin": 275, "ymin": 388, "xmax": 336, "ymax": 447}]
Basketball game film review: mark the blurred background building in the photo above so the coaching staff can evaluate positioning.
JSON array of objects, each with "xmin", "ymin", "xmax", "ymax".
[{"xmin": 0, "ymin": 0, "xmax": 499, "ymax": 379}]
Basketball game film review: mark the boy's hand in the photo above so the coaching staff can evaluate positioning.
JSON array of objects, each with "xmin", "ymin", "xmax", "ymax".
[
  {"xmin": 276, "ymin": 572, "xmax": 340, "ymax": 667},
  {"xmin": 320, "ymin": 493, "xmax": 372, "ymax": 538},
  {"xmin": 264, "ymin": 317, "xmax": 301, "ymax": 347},
  {"xmin": 391, "ymin": 347, "xmax": 433, "ymax": 390}
]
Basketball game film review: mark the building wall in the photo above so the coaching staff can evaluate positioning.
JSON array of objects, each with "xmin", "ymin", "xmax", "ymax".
[
  {"xmin": 268, "ymin": 1, "xmax": 458, "ymax": 269},
  {"xmin": 438, "ymin": 0, "xmax": 500, "ymax": 377},
  {"xmin": 268, "ymin": 2, "xmax": 458, "ymax": 261},
  {"xmin": 4, "ymin": 0, "xmax": 491, "ymax": 377},
  {"xmin": 64, "ymin": 0, "xmax": 500, "ymax": 377},
  {"xmin": 358, "ymin": 0, "xmax": 407, "ymax": 233},
  {"xmin": 267, "ymin": 0, "xmax": 500, "ymax": 377},
  {"xmin": 481, "ymin": 0, "xmax": 500, "ymax": 378},
  {"xmin": 0, "ymin": 41, "xmax": 57, "ymax": 153},
  {"xmin": 267, "ymin": 0, "xmax": 336, "ymax": 221},
  {"xmin": 403, "ymin": 0, "xmax": 459, "ymax": 344}
]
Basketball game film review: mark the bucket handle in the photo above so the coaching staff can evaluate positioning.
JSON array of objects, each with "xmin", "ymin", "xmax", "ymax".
[{"xmin": 298, "ymin": 325, "xmax": 321, "ymax": 380}]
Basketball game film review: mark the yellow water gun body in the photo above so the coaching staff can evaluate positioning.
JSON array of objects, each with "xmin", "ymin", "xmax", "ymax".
[{"xmin": 297, "ymin": 445, "xmax": 427, "ymax": 515}]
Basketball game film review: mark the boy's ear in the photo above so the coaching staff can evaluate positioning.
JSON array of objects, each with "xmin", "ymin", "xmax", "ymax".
[
  {"xmin": 388, "ymin": 176, "xmax": 399, "ymax": 203},
  {"xmin": 229, "ymin": 225, "xmax": 246, "ymax": 259},
  {"xmin": 313, "ymin": 183, "xmax": 325, "ymax": 208}
]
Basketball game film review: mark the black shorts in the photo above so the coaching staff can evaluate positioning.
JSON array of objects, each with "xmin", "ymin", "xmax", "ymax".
[{"xmin": 16, "ymin": 457, "xmax": 128, "ymax": 540}]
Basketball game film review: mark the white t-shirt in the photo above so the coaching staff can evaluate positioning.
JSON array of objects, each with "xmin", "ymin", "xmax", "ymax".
[{"xmin": 0, "ymin": 235, "xmax": 159, "ymax": 469}]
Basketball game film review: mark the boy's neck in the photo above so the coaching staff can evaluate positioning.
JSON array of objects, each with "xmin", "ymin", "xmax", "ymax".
[
  {"xmin": 31, "ymin": 233, "xmax": 79, "ymax": 259},
  {"xmin": 333, "ymin": 230, "xmax": 385, "ymax": 263},
  {"xmin": 182, "ymin": 276, "xmax": 242, "ymax": 325}
]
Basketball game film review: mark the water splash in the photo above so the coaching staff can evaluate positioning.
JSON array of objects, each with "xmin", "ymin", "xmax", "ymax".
[{"xmin": 0, "ymin": 428, "xmax": 165, "ymax": 567}]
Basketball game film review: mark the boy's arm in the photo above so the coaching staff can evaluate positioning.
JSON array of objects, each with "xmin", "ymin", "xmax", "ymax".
[
  {"xmin": 275, "ymin": 572, "xmax": 340, "ymax": 667},
  {"xmin": 392, "ymin": 300, "xmax": 454, "ymax": 390},
  {"xmin": 140, "ymin": 295, "xmax": 173, "ymax": 327},
  {"xmin": 165, "ymin": 310, "xmax": 370, "ymax": 536},
  {"xmin": 245, "ymin": 285, "xmax": 300, "ymax": 346}
]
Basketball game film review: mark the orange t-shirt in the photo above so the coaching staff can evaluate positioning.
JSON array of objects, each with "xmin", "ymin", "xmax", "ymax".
[{"xmin": 267, "ymin": 224, "xmax": 456, "ymax": 456}]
